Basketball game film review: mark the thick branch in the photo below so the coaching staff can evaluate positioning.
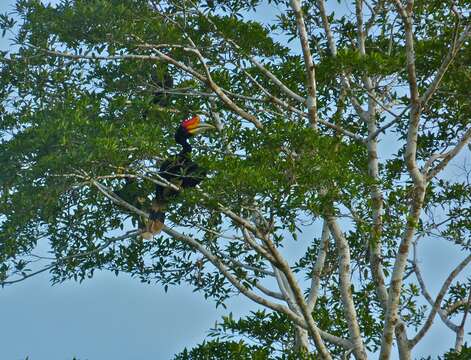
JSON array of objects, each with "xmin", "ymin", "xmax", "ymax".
[
  {"xmin": 327, "ymin": 216, "xmax": 368, "ymax": 360},
  {"xmin": 307, "ymin": 221, "xmax": 329, "ymax": 310},
  {"xmin": 263, "ymin": 236, "xmax": 332, "ymax": 359},
  {"xmin": 163, "ymin": 225, "xmax": 350, "ymax": 349},
  {"xmin": 290, "ymin": 0, "xmax": 319, "ymax": 129}
]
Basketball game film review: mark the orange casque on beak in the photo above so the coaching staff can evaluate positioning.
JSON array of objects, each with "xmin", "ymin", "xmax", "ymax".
[
  {"xmin": 182, "ymin": 115, "xmax": 201, "ymax": 134},
  {"xmin": 182, "ymin": 115, "xmax": 215, "ymax": 135}
]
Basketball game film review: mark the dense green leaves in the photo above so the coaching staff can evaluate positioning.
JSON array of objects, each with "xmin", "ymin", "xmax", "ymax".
[{"xmin": 1, "ymin": 0, "xmax": 470, "ymax": 357}]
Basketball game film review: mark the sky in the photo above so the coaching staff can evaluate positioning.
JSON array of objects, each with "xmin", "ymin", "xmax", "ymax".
[{"xmin": 0, "ymin": 1, "xmax": 469, "ymax": 359}]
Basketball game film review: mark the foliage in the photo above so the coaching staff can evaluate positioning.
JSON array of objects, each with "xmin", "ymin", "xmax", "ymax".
[
  {"xmin": 0, "ymin": 0, "xmax": 470, "ymax": 358},
  {"xmin": 174, "ymin": 311, "xmax": 316, "ymax": 359}
]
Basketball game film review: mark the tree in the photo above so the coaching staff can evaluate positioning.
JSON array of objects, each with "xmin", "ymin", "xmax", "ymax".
[{"xmin": 0, "ymin": 0, "xmax": 470, "ymax": 359}]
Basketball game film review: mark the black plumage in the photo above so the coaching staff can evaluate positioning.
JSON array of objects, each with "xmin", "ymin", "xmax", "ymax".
[{"xmin": 141, "ymin": 116, "xmax": 214, "ymax": 239}]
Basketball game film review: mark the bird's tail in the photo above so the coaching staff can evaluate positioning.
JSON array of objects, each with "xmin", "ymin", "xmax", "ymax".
[{"xmin": 140, "ymin": 199, "xmax": 166, "ymax": 239}]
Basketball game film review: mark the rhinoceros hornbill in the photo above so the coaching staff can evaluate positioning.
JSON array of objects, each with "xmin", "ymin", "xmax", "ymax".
[{"xmin": 141, "ymin": 115, "xmax": 215, "ymax": 239}]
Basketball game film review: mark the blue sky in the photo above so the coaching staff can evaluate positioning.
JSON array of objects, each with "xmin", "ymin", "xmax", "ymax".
[{"xmin": 0, "ymin": 1, "xmax": 469, "ymax": 359}]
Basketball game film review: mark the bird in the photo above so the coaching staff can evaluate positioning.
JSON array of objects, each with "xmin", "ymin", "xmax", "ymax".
[{"xmin": 141, "ymin": 115, "xmax": 215, "ymax": 239}]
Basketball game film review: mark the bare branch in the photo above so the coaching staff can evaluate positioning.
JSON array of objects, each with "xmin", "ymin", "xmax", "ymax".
[
  {"xmin": 163, "ymin": 225, "xmax": 350, "ymax": 350},
  {"xmin": 307, "ymin": 221, "xmax": 329, "ymax": 311},
  {"xmin": 411, "ymin": 249, "xmax": 471, "ymax": 347},
  {"xmin": 327, "ymin": 216, "xmax": 368, "ymax": 359},
  {"xmin": 317, "ymin": 0, "xmax": 337, "ymax": 56},
  {"xmin": 411, "ymin": 243, "xmax": 459, "ymax": 333},
  {"xmin": 426, "ymin": 127, "xmax": 471, "ymax": 181},
  {"xmin": 162, "ymin": 226, "xmax": 304, "ymax": 322},
  {"xmin": 455, "ymin": 289, "xmax": 471, "ymax": 352},
  {"xmin": 253, "ymin": 281, "xmax": 285, "ymax": 301},
  {"xmin": 290, "ymin": 0, "xmax": 319, "ymax": 129},
  {"xmin": 263, "ymin": 236, "xmax": 333, "ymax": 358}
]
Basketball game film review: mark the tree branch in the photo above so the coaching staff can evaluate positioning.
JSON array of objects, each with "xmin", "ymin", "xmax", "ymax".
[
  {"xmin": 0, "ymin": 231, "xmax": 138, "ymax": 286},
  {"xmin": 307, "ymin": 221, "xmax": 329, "ymax": 311},
  {"xmin": 421, "ymin": 23, "xmax": 471, "ymax": 109},
  {"xmin": 263, "ymin": 235, "xmax": 333, "ymax": 359},
  {"xmin": 410, "ymin": 245, "xmax": 471, "ymax": 347},
  {"xmin": 189, "ymin": 2, "xmax": 305, "ymax": 104},
  {"xmin": 426, "ymin": 126, "xmax": 471, "ymax": 181},
  {"xmin": 327, "ymin": 216, "xmax": 368, "ymax": 360},
  {"xmin": 242, "ymin": 69, "xmax": 365, "ymax": 142},
  {"xmin": 290, "ymin": 0, "xmax": 319, "ymax": 129},
  {"xmin": 455, "ymin": 288, "xmax": 471, "ymax": 352},
  {"xmin": 163, "ymin": 225, "xmax": 350, "ymax": 350}
]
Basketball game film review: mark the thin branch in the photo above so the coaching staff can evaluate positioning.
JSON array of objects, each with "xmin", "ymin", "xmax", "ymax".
[
  {"xmin": 421, "ymin": 24, "xmax": 471, "ymax": 109},
  {"xmin": 243, "ymin": 70, "xmax": 366, "ymax": 143},
  {"xmin": 444, "ymin": 300, "xmax": 467, "ymax": 317},
  {"xmin": 189, "ymin": 2, "xmax": 305, "ymax": 104},
  {"xmin": 253, "ymin": 281, "xmax": 285, "ymax": 301},
  {"xmin": 367, "ymin": 105, "xmax": 410, "ymax": 140},
  {"xmin": 0, "ymin": 231, "xmax": 137, "ymax": 286},
  {"xmin": 426, "ymin": 127, "xmax": 471, "ymax": 181},
  {"xmin": 316, "ymin": 1, "xmax": 369, "ymax": 122},
  {"xmin": 365, "ymin": 0, "xmax": 385, "ymax": 33},
  {"xmin": 34, "ymin": 43, "xmax": 262, "ymax": 128},
  {"xmin": 410, "ymin": 245, "xmax": 471, "ymax": 348},
  {"xmin": 226, "ymin": 256, "xmax": 275, "ymax": 277}
]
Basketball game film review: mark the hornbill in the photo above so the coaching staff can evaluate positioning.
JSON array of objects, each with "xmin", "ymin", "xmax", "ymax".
[{"xmin": 141, "ymin": 115, "xmax": 215, "ymax": 239}]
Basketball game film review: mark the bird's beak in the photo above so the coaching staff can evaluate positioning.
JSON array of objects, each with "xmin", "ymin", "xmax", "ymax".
[{"xmin": 188, "ymin": 122, "xmax": 216, "ymax": 135}]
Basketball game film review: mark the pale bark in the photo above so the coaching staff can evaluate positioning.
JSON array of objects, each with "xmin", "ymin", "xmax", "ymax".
[
  {"xmin": 379, "ymin": 2, "xmax": 426, "ymax": 358},
  {"xmin": 290, "ymin": 0, "xmax": 319, "ymax": 129},
  {"xmin": 411, "ymin": 252, "xmax": 471, "ymax": 347},
  {"xmin": 455, "ymin": 290, "xmax": 471, "ymax": 352},
  {"xmin": 328, "ymin": 217, "xmax": 368, "ymax": 360},
  {"xmin": 355, "ymin": 0, "xmax": 389, "ymax": 310},
  {"xmin": 294, "ymin": 326, "xmax": 310, "ymax": 353},
  {"xmin": 307, "ymin": 221, "xmax": 329, "ymax": 310},
  {"xmin": 266, "ymin": 240, "xmax": 333, "ymax": 359}
]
